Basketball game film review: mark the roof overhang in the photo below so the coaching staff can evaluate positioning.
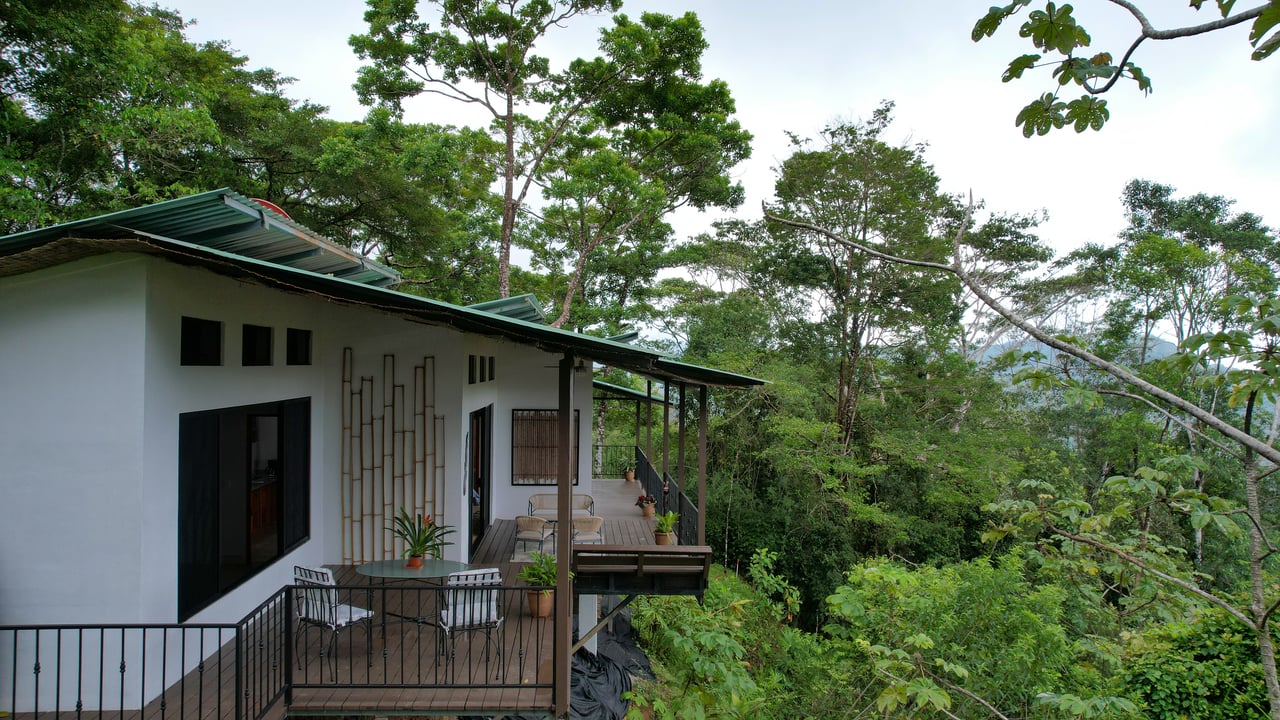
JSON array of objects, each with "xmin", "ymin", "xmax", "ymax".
[
  {"xmin": 0, "ymin": 233, "xmax": 765, "ymax": 389},
  {"xmin": 0, "ymin": 189, "xmax": 401, "ymax": 287}
]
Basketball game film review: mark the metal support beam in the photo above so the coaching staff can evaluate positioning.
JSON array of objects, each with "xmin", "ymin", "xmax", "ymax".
[{"xmin": 554, "ymin": 352, "xmax": 575, "ymax": 717}]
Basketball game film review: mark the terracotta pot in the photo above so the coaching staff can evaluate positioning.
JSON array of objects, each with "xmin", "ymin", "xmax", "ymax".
[
  {"xmin": 654, "ymin": 531, "xmax": 675, "ymax": 546},
  {"xmin": 623, "ymin": 470, "xmax": 635, "ymax": 482},
  {"xmin": 526, "ymin": 589, "xmax": 554, "ymax": 618},
  {"xmin": 641, "ymin": 504, "xmax": 655, "ymax": 518},
  {"xmin": 405, "ymin": 555, "xmax": 424, "ymax": 569}
]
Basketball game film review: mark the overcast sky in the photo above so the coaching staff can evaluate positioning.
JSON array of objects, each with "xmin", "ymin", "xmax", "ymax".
[{"xmin": 166, "ymin": 0, "xmax": 1278, "ymax": 257}]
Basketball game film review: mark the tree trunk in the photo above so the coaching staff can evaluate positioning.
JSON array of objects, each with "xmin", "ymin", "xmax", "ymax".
[
  {"xmin": 1244, "ymin": 460, "xmax": 1280, "ymax": 719},
  {"xmin": 498, "ymin": 103, "xmax": 516, "ymax": 298}
]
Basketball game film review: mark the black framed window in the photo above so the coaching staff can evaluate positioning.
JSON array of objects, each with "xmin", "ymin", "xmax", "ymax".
[
  {"xmin": 181, "ymin": 316, "xmax": 222, "ymax": 366},
  {"xmin": 286, "ymin": 328, "xmax": 312, "ymax": 366},
  {"xmin": 242, "ymin": 324, "xmax": 272, "ymax": 366},
  {"xmin": 511, "ymin": 409, "xmax": 579, "ymax": 485},
  {"xmin": 178, "ymin": 397, "xmax": 310, "ymax": 620}
]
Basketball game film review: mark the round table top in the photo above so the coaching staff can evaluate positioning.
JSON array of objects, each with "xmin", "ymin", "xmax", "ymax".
[{"xmin": 355, "ymin": 558, "xmax": 471, "ymax": 579}]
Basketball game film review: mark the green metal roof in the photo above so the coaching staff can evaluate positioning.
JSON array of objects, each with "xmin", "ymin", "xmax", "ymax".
[
  {"xmin": 593, "ymin": 380, "xmax": 669, "ymax": 404},
  {"xmin": 467, "ymin": 294, "xmax": 548, "ymax": 324},
  {"xmin": 0, "ymin": 189, "xmax": 400, "ymax": 287},
  {"xmin": 0, "ymin": 192, "xmax": 765, "ymax": 389}
]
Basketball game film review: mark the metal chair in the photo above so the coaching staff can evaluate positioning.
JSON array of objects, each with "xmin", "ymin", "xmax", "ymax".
[
  {"xmin": 293, "ymin": 565, "xmax": 374, "ymax": 680},
  {"xmin": 437, "ymin": 568, "xmax": 504, "ymax": 676},
  {"xmin": 514, "ymin": 515, "xmax": 554, "ymax": 554},
  {"xmin": 571, "ymin": 515, "xmax": 604, "ymax": 544}
]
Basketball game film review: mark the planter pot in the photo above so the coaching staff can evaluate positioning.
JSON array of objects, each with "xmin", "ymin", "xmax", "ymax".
[
  {"xmin": 654, "ymin": 531, "xmax": 675, "ymax": 545},
  {"xmin": 405, "ymin": 555, "xmax": 424, "ymax": 569},
  {"xmin": 640, "ymin": 504, "xmax": 655, "ymax": 518},
  {"xmin": 526, "ymin": 589, "xmax": 554, "ymax": 618},
  {"xmin": 623, "ymin": 470, "xmax": 635, "ymax": 482}
]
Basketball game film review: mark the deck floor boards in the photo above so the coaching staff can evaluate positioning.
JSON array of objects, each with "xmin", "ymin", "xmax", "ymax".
[{"xmin": 9, "ymin": 481, "xmax": 659, "ymax": 719}]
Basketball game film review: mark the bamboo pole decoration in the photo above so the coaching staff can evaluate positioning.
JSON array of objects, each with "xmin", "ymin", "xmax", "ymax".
[
  {"xmin": 414, "ymin": 363, "xmax": 426, "ymax": 519},
  {"xmin": 341, "ymin": 348, "xmax": 353, "ymax": 564},
  {"xmin": 339, "ymin": 349, "xmax": 443, "ymax": 563},
  {"xmin": 361, "ymin": 375, "xmax": 374, "ymax": 562}
]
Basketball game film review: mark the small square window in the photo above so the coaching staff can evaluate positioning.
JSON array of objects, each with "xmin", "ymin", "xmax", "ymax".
[
  {"xmin": 286, "ymin": 328, "xmax": 312, "ymax": 366},
  {"xmin": 242, "ymin": 324, "xmax": 272, "ymax": 366},
  {"xmin": 181, "ymin": 316, "xmax": 222, "ymax": 366}
]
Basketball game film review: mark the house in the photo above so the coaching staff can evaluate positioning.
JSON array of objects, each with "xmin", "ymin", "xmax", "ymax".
[{"xmin": 0, "ymin": 189, "xmax": 762, "ymax": 718}]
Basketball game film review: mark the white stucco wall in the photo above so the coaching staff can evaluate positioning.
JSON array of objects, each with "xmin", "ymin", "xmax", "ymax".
[
  {"xmin": 2, "ymin": 251, "xmax": 594, "ymax": 627},
  {"xmin": 0, "ymin": 255, "xmax": 149, "ymax": 624},
  {"xmin": 465, "ymin": 337, "xmax": 595, "ymax": 524}
]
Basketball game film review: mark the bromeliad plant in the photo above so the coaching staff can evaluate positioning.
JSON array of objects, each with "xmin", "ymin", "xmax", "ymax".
[
  {"xmin": 654, "ymin": 511, "xmax": 679, "ymax": 534},
  {"xmin": 388, "ymin": 507, "xmax": 454, "ymax": 560}
]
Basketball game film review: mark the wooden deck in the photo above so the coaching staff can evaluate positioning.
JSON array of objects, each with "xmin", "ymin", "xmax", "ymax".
[
  {"xmin": 4, "ymin": 512, "xmax": 659, "ymax": 720},
  {"xmin": 288, "ymin": 514, "xmax": 658, "ymax": 717}
]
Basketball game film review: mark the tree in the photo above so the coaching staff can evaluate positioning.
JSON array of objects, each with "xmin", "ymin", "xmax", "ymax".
[
  {"xmin": 763, "ymin": 193, "xmax": 1280, "ymax": 718},
  {"xmin": 760, "ymin": 102, "xmax": 959, "ymax": 445},
  {"xmin": 972, "ymin": 0, "xmax": 1280, "ymax": 136},
  {"xmin": 351, "ymin": 1, "xmax": 750, "ymax": 322}
]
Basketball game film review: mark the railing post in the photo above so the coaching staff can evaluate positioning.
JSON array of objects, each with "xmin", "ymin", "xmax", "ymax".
[
  {"xmin": 234, "ymin": 625, "xmax": 244, "ymax": 720},
  {"xmin": 283, "ymin": 585, "xmax": 293, "ymax": 707}
]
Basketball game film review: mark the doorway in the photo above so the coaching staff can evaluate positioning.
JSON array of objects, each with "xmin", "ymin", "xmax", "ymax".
[{"xmin": 467, "ymin": 405, "xmax": 493, "ymax": 559}]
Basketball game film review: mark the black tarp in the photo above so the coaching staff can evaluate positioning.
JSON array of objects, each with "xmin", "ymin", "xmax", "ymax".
[{"xmin": 495, "ymin": 647, "xmax": 633, "ymax": 720}]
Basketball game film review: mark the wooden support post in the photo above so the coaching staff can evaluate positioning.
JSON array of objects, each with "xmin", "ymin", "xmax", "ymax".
[
  {"xmin": 677, "ymin": 382, "xmax": 687, "ymax": 539},
  {"xmin": 554, "ymin": 352, "xmax": 575, "ymax": 717},
  {"xmin": 645, "ymin": 379, "xmax": 653, "ymax": 463},
  {"xmin": 698, "ymin": 385, "xmax": 708, "ymax": 546},
  {"xmin": 661, "ymin": 382, "xmax": 671, "ymax": 506}
]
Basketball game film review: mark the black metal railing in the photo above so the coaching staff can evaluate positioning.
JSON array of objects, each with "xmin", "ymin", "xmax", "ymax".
[
  {"xmin": 1, "ymin": 622, "xmax": 242, "ymax": 719},
  {"xmin": 635, "ymin": 447, "xmax": 699, "ymax": 546},
  {"xmin": 291, "ymin": 582, "xmax": 553, "ymax": 691},
  {"xmin": 1, "ymin": 583, "xmax": 555, "ymax": 719},
  {"xmin": 591, "ymin": 444, "xmax": 634, "ymax": 478}
]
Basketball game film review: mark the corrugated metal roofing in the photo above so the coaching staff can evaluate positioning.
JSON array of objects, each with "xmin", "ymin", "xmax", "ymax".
[
  {"xmin": 467, "ymin": 294, "xmax": 548, "ymax": 324},
  {"xmin": 0, "ymin": 188, "xmax": 400, "ymax": 287},
  {"xmin": 0, "ymin": 192, "xmax": 765, "ymax": 389},
  {"xmin": 593, "ymin": 380, "xmax": 668, "ymax": 404},
  {"xmin": 1, "ymin": 233, "xmax": 764, "ymax": 388}
]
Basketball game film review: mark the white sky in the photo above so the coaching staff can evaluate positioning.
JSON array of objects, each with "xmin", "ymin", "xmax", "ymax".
[{"xmin": 165, "ymin": 0, "xmax": 1279, "ymax": 257}]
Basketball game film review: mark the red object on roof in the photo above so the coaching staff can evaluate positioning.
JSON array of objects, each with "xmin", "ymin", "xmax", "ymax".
[{"xmin": 250, "ymin": 198, "xmax": 292, "ymax": 220}]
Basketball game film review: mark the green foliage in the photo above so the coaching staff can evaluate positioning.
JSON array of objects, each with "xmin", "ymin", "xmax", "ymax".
[
  {"xmin": 824, "ymin": 555, "xmax": 1115, "ymax": 718},
  {"xmin": 974, "ymin": 1, "xmax": 1278, "ymax": 134},
  {"xmin": 654, "ymin": 510, "xmax": 679, "ymax": 534},
  {"xmin": 353, "ymin": 0, "xmax": 751, "ymax": 323},
  {"xmin": 387, "ymin": 507, "xmax": 454, "ymax": 558},
  {"xmin": 515, "ymin": 550, "xmax": 566, "ymax": 591},
  {"xmin": 1123, "ymin": 608, "xmax": 1272, "ymax": 718}
]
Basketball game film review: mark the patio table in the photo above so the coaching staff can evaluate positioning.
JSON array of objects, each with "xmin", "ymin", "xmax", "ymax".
[{"xmin": 356, "ymin": 558, "xmax": 472, "ymax": 630}]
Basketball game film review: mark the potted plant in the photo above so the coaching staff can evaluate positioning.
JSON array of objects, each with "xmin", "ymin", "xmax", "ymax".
[
  {"xmin": 388, "ymin": 507, "xmax": 454, "ymax": 568},
  {"xmin": 516, "ymin": 551, "xmax": 570, "ymax": 618},
  {"xmin": 654, "ymin": 511, "xmax": 679, "ymax": 545},
  {"xmin": 622, "ymin": 464, "xmax": 636, "ymax": 482},
  {"xmin": 635, "ymin": 493, "xmax": 657, "ymax": 517}
]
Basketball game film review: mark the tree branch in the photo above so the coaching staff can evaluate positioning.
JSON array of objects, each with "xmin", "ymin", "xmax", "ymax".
[
  {"xmin": 763, "ymin": 200, "xmax": 1280, "ymax": 468},
  {"xmin": 1105, "ymin": 0, "xmax": 1268, "ymax": 39},
  {"xmin": 1096, "ymin": 388, "xmax": 1244, "ymax": 460},
  {"xmin": 1047, "ymin": 522, "xmax": 1256, "ymax": 628}
]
